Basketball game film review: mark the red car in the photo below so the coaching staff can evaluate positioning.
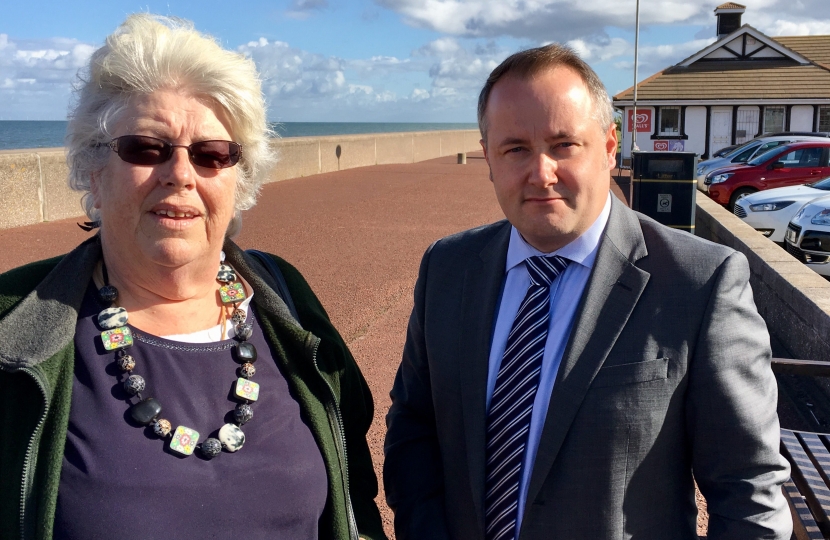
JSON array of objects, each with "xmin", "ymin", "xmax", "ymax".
[{"xmin": 705, "ymin": 141, "xmax": 830, "ymax": 210}]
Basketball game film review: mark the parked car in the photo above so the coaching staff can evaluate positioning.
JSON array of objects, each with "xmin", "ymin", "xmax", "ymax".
[
  {"xmin": 712, "ymin": 144, "xmax": 741, "ymax": 158},
  {"xmin": 705, "ymin": 141, "xmax": 830, "ymax": 210},
  {"xmin": 696, "ymin": 133, "xmax": 830, "ymax": 190},
  {"xmin": 734, "ymin": 177, "xmax": 830, "ymax": 244},
  {"xmin": 785, "ymin": 197, "xmax": 830, "ymax": 277}
]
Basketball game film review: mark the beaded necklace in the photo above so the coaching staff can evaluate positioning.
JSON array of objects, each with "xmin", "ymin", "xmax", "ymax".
[{"xmin": 96, "ymin": 255, "xmax": 259, "ymax": 459}]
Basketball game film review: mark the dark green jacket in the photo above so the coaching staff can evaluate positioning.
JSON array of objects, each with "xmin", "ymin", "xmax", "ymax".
[{"xmin": 0, "ymin": 236, "xmax": 386, "ymax": 540}]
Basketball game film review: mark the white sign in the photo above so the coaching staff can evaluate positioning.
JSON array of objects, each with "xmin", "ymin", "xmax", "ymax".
[{"xmin": 657, "ymin": 194, "xmax": 672, "ymax": 213}]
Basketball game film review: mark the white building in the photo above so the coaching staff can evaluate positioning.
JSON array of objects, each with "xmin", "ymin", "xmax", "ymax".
[{"xmin": 613, "ymin": 2, "xmax": 830, "ymax": 160}]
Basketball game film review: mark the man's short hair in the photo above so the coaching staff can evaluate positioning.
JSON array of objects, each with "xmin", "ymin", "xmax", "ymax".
[{"xmin": 478, "ymin": 43, "xmax": 614, "ymax": 143}]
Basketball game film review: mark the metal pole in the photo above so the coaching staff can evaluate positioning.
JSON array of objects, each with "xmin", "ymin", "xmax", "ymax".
[{"xmin": 631, "ymin": 0, "xmax": 641, "ymax": 155}]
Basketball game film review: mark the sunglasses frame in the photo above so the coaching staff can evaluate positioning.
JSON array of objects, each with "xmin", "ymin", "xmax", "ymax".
[{"xmin": 97, "ymin": 135, "xmax": 243, "ymax": 169}]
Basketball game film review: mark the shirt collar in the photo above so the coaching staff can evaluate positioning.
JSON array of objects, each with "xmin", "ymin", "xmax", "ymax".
[{"xmin": 505, "ymin": 192, "xmax": 612, "ymax": 272}]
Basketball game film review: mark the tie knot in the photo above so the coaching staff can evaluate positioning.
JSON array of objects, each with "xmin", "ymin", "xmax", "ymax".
[{"xmin": 525, "ymin": 255, "xmax": 569, "ymax": 287}]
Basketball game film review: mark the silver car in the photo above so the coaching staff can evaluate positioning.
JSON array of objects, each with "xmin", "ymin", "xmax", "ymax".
[{"xmin": 785, "ymin": 197, "xmax": 830, "ymax": 277}]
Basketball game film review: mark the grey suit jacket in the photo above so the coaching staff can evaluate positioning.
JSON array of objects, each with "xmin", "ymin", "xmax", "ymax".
[{"xmin": 384, "ymin": 197, "xmax": 791, "ymax": 539}]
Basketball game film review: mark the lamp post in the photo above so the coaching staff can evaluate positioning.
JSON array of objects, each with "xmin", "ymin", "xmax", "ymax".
[{"xmin": 631, "ymin": 0, "xmax": 641, "ymax": 155}]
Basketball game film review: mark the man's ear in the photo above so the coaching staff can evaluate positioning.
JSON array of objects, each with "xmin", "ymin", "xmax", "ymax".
[
  {"xmin": 605, "ymin": 124, "xmax": 618, "ymax": 170},
  {"xmin": 480, "ymin": 139, "xmax": 493, "ymax": 182}
]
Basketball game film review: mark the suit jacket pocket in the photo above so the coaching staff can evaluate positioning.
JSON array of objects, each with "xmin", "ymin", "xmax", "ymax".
[{"xmin": 591, "ymin": 357, "xmax": 669, "ymax": 388}]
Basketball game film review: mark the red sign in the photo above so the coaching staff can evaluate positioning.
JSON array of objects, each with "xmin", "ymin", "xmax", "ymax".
[
  {"xmin": 654, "ymin": 140, "xmax": 669, "ymax": 151},
  {"xmin": 627, "ymin": 109, "xmax": 652, "ymax": 132}
]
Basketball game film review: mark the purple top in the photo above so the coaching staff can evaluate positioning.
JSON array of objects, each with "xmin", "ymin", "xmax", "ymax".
[{"xmin": 54, "ymin": 284, "xmax": 328, "ymax": 539}]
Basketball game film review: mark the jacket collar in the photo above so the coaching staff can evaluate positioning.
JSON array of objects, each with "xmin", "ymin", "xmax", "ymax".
[{"xmin": 0, "ymin": 236, "xmax": 100, "ymax": 370}]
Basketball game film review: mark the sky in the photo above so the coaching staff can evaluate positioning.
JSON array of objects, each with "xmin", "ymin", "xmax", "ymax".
[{"xmin": 2, "ymin": 0, "xmax": 829, "ymax": 123}]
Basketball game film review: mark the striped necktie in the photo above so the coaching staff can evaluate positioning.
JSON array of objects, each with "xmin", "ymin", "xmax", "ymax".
[{"xmin": 484, "ymin": 255, "xmax": 569, "ymax": 540}]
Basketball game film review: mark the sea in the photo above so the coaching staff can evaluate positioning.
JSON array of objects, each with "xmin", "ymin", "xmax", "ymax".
[{"xmin": 0, "ymin": 121, "xmax": 479, "ymax": 151}]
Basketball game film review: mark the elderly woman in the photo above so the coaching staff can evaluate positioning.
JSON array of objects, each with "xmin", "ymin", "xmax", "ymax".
[{"xmin": 0, "ymin": 14, "xmax": 385, "ymax": 540}]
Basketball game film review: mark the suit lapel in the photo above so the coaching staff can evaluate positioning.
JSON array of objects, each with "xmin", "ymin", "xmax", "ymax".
[
  {"xmin": 459, "ymin": 221, "xmax": 511, "ymax": 529},
  {"xmin": 525, "ymin": 198, "xmax": 651, "ymax": 506}
]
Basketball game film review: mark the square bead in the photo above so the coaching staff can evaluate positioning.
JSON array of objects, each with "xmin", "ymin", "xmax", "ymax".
[
  {"xmin": 169, "ymin": 426, "xmax": 200, "ymax": 456},
  {"xmin": 219, "ymin": 282, "xmax": 246, "ymax": 304},
  {"xmin": 101, "ymin": 327, "xmax": 134, "ymax": 351},
  {"xmin": 235, "ymin": 377, "xmax": 260, "ymax": 402}
]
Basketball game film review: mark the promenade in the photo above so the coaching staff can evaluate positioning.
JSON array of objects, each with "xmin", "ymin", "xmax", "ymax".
[{"xmin": 0, "ymin": 153, "xmax": 682, "ymax": 537}]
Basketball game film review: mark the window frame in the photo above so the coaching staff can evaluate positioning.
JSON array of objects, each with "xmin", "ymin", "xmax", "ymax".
[{"xmin": 762, "ymin": 106, "xmax": 786, "ymax": 135}]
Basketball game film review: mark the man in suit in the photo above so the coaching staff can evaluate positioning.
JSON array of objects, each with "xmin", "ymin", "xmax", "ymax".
[{"xmin": 383, "ymin": 44, "xmax": 791, "ymax": 539}]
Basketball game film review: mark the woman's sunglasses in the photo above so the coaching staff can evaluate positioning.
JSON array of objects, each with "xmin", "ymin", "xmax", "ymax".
[{"xmin": 98, "ymin": 135, "xmax": 242, "ymax": 169}]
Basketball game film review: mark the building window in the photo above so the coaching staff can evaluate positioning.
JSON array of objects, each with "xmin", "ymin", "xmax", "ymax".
[
  {"xmin": 819, "ymin": 106, "xmax": 830, "ymax": 133},
  {"xmin": 659, "ymin": 107, "xmax": 680, "ymax": 135},
  {"xmin": 763, "ymin": 106, "xmax": 785, "ymax": 134}
]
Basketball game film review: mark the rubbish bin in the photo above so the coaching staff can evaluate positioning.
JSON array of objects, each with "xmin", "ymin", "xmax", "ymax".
[{"xmin": 631, "ymin": 151, "xmax": 698, "ymax": 232}]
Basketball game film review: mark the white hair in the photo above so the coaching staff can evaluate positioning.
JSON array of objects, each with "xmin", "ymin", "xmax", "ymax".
[{"xmin": 66, "ymin": 13, "xmax": 276, "ymax": 237}]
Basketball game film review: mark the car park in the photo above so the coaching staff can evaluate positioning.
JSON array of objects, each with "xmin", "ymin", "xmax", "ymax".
[
  {"xmin": 705, "ymin": 141, "xmax": 830, "ymax": 211},
  {"xmin": 785, "ymin": 197, "xmax": 830, "ymax": 277},
  {"xmin": 733, "ymin": 177, "xmax": 830, "ymax": 244},
  {"xmin": 696, "ymin": 133, "xmax": 830, "ymax": 190}
]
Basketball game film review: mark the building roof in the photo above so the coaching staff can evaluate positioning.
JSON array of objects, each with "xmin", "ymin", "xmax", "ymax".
[
  {"xmin": 715, "ymin": 2, "xmax": 746, "ymax": 10},
  {"xmin": 613, "ymin": 30, "xmax": 830, "ymax": 103}
]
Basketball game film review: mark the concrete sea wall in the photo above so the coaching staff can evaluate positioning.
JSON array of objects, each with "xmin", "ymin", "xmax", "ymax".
[
  {"xmin": 0, "ymin": 129, "xmax": 482, "ymax": 230},
  {"xmin": 695, "ymin": 195, "xmax": 830, "ymax": 362}
]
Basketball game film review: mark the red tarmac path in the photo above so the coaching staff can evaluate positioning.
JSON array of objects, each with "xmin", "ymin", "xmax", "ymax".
[{"xmin": 0, "ymin": 152, "xmax": 642, "ymax": 538}]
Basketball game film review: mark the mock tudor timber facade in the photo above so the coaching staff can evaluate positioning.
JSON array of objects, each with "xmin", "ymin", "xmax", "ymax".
[{"xmin": 613, "ymin": 3, "xmax": 830, "ymax": 160}]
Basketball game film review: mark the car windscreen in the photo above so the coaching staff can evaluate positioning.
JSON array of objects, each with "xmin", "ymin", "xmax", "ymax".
[
  {"xmin": 809, "ymin": 176, "xmax": 830, "ymax": 190},
  {"xmin": 731, "ymin": 142, "xmax": 762, "ymax": 162},
  {"xmin": 721, "ymin": 140, "xmax": 755, "ymax": 158},
  {"xmin": 748, "ymin": 146, "xmax": 789, "ymax": 166}
]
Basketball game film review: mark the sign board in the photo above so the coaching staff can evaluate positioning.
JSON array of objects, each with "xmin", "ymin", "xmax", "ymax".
[
  {"xmin": 653, "ymin": 140, "xmax": 685, "ymax": 152},
  {"xmin": 657, "ymin": 194, "xmax": 672, "ymax": 213},
  {"xmin": 627, "ymin": 109, "xmax": 652, "ymax": 132}
]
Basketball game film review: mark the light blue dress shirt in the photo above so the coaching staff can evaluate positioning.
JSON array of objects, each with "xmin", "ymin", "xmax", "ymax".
[{"xmin": 485, "ymin": 193, "xmax": 612, "ymax": 537}]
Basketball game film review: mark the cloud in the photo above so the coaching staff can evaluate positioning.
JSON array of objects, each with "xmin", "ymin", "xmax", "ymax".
[
  {"xmin": 236, "ymin": 37, "xmax": 480, "ymax": 121},
  {"xmin": 286, "ymin": 0, "xmax": 329, "ymax": 20},
  {"xmin": 0, "ymin": 34, "xmax": 96, "ymax": 119},
  {"xmin": 377, "ymin": 0, "xmax": 704, "ymax": 41}
]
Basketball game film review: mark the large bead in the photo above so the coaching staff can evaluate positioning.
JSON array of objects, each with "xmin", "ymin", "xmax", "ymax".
[
  {"xmin": 117, "ymin": 354, "xmax": 135, "ymax": 372},
  {"xmin": 98, "ymin": 285, "xmax": 118, "ymax": 303},
  {"xmin": 231, "ymin": 308, "xmax": 246, "ymax": 324},
  {"xmin": 217, "ymin": 264, "xmax": 236, "ymax": 283},
  {"xmin": 169, "ymin": 426, "xmax": 200, "ymax": 456},
  {"xmin": 233, "ymin": 342, "xmax": 257, "ymax": 363},
  {"xmin": 123, "ymin": 374, "xmax": 145, "ymax": 395},
  {"xmin": 200, "ymin": 438, "xmax": 222, "ymax": 459},
  {"xmin": 235, "ymin": 377, "xmax": 260, "ymax": 402},
  {"xmin": 235, "ymin": 323, "xmax": 253, "ymax": 341},
  {"xmin": 101, "ymin": 327, "xmax": 133, "ymax": 351},
  {"xmin": 234, "ymin": 403, "xmax": 254, "ymax": 424},
  {"xmin": 154, "ymin": 418, "xmax": 172, "ymax": 437},
  {"xmin": 218, "ymin": 423, "xmax": 245, "ymax": 452},
  {"xmin": 239, "ymin": 362, "xmax": 256, "ymax": 379},
  {"xmin": 219, "ymin": 282, "xmax": 246, "ymax": 304},
  {"xmin": 129, "ymin": 397, "xmax": 162, "ymax": 425},
  {"xmin": 97, "ymin": 307, "xmax": 128, "ymax": 330}
]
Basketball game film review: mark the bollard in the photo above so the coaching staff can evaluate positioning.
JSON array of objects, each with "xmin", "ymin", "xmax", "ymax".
[{"xmin": 457, "ymin": 152, "xmax": 467, "ymax": 165}]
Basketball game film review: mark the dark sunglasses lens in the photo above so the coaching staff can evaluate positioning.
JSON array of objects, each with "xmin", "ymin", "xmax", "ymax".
[
  {"xmin": 190, "ymin": 141, "xmax": 241, "ymax": 169},
  {"xmin": 117, "ymin": 136, "xmax": 171, "ymax": 165}
]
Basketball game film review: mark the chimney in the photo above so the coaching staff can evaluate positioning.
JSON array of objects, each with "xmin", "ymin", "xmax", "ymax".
[{"xmin": 715, "ymin": 2, "xmax": 746, "ymax": 39}]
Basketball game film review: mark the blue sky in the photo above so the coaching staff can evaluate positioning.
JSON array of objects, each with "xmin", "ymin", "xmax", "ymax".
[{"xmin": 2, "ymin": 0, "xmax": 829, "ymax": 122}]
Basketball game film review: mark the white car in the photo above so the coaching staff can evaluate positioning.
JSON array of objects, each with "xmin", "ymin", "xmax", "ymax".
[
  {"xmin": 696, "ymin": 134, "xmax": 830, "ymax": 191},
  {"xmin": 733, "ymin": 177, "xmax": 830, "ymax": 243},
  {"xmin": 785, "ymin": 197, "xmax": 830, "ymax": 277}
]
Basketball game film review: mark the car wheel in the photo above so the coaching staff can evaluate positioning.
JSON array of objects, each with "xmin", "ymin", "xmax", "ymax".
[{"xmin": 728, "ymin": 188, "xmax": 756, "ymax": 212}]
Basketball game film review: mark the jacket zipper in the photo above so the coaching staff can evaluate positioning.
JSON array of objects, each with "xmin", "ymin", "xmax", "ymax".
[
  {"xmin": 18, "ymin": 367, "xmax": 50, "ymax": 540},
  {"xmin": 310, "ymin": 337, "xmax": 359, "ymax": 540}
]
